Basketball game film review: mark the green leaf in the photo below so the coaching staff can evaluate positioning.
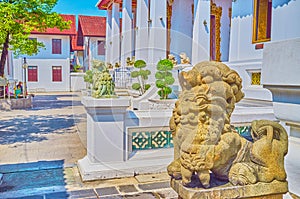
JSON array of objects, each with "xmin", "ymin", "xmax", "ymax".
[
  {"xmin": 132, "ymin": 83, "xmax": 141, "ymax": 90},
  {"xmin": 165, "ymin": 86, "xmax": 172, "ymax": 94},
  {"xmin": 155, "ymin": 71, "xmax": 164, "ymax": 79},
  {"xmin": 131, "ymin": 71, "xmax": 139, "ymax": 78},
  {"xmin": 144, "ymin": 84, "xmax": 151, "ymax": 91},
  {"xmin": 156, "ymin": 80, "xmax": 165, "ymax": 88},
  {"xmin": 139, "ymin": 69, "xmax": 148, "ymax": 76},
  {"xmin": 139, "ymin": 69, "xmax": 150, "ymax": 80},
  {"xmin": 134, "ymin": 60, "xmax": 147, "ymax": 68},
  {"xmin": 158, "ymin": 90, "xmax": 163, "ymax": 98},
  {"xmin": 165, "ymin": 76, "xmax": 175, "ymax": 85},
  {"xmin": 157, "ymin": 59, "xmax": 173, "ymax": 71},
  {"xmin": 145, "ymin": 70, "xmax": 151, "ymax": 75},
  {"xmin": 165, "ymin": 71, "xmax": 173, "ymax": 77}
]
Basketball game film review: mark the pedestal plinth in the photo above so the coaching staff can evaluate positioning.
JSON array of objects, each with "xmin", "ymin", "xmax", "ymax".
[
  {"xmin": 78, "ymin": 96, "xmax": 131, "ymax": 181},
  {"xmin": 78, "ymin": 96, "xmax": 172, "ymax": 181},
  {"xmin": 171, "ymin": 178, "xmax": 288, "ymax": 199}
]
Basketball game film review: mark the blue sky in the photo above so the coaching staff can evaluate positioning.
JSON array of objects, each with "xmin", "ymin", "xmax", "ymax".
[{"xmin": 53, "ymin": 0, "xmax": 106, "ymax": 17}]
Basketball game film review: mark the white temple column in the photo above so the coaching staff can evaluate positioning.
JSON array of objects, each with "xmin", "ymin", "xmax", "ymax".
[
  {"xmin": 105, "ymin": 9, "xmax": 112, "ymax": 64},
  {"xmin": 148, "ymin": 0, "xmax": 167, "ymax": 81},
  {"xmin": 192, "ymin": 0, "xmax": 210, "ymax": 64},
  {"xmin": 121, "ymin": 0, "xmax": 133, "ymax": 67},
  {"xmin": 111, "ymin": 3, "xmax": 121, "ymax": 65},
  {"xmin": 135, "ymin": 0, "xmax": 149, "ymax": 61}
]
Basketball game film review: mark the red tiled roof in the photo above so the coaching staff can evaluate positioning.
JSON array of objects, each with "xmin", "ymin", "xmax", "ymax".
[
  {"xmin": 78, "ymin": 15, "xmax": 106, "ymax": 37},
  {"xmin": 71, "ymin": 34, "xmax": 84, "ymax": 51},
  {"xmin": 31, "ymin": 14, "xmax": 76, "ymax": 35}
]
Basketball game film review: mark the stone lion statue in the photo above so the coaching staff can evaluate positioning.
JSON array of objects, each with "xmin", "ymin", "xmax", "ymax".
[{"xmin": 167, "ymin": 61, "xmax": 288, "ymax": 188}]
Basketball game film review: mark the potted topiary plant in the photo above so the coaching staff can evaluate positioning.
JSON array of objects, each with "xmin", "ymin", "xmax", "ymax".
[
  {"xmin": 155, "ymin": 59, "xmax": 175, "ymax": 99},
  {"xmin": 130, "ymin": 60, "xmax": 151, "ymax": 95},
  {"xmin": 83, "ymin": 60, "xmax": 113, "ymax": 97}
]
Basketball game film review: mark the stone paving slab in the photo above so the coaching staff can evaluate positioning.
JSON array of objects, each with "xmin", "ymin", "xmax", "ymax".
[
  {"xmin": 118, "ymin": 185, "xmax": 139, "ymax": 194},
  {"xmin": 135, "ymin": 173, "xmax": 170, "ymax": 183},
  {"xmin": 124, "ymin": 192, "xmax": 160, "ymax": 199},
  {"xmin": 69, "ymin": 189, "xmax": 97, "ymax": 198},
  {"xmin": 95, "ymin": 186, "xmax": 119, "ymax": 196},
  {"xmin": 138, "ymin": 181, "xmax": 170, "ymax": 191}
]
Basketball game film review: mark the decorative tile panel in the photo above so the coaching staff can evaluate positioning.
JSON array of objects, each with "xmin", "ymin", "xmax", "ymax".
[
  {"xmin": 131, "ymin": 126, "xmax": 251, "ymax": 150},
  {"xmin": 132, "ymin": 130, "xmax": 173, "ymax": 150}
]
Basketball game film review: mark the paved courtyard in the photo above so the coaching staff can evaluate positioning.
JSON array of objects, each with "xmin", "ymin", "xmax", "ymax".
[{"xmin": 0, "ymin": 92, "xmax": 299, "ymax": 198}]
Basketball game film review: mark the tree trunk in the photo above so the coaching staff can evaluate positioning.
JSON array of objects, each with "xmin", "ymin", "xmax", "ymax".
[{"xmin": 0, "ymin": 33, "xmax": 10, "ymax": 77}]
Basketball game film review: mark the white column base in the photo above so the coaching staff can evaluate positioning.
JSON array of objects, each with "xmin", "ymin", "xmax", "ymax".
[{"xmin": 78, "ymin": 148, "xmax": 173, "ymax": 181}]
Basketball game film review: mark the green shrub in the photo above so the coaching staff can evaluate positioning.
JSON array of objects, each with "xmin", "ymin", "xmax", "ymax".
[
  {"xmin": 155, "ymin": 59, "xmax": 175, "ymax": 99},
  {"xmin": 130, "ymin": 60, "xmax": 151, "ymax": 95}
]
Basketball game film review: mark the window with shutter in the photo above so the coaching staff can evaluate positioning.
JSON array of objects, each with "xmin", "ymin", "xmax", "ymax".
[
  {"xmin": 97, "ymin": 41, "xmax": 105, "ymax": 56},
  {"xmin": 28, "ymin": 66, "xmax": 38, "ymax": 82},
  {"xmin": 52, "ymin": 39, "xmax": 62, "ymax": 54},
  {"xmin": 252, "ymin": 0, "xmax": 272, "ymax": 43},
  {"xmin": 52, "ymin": 66, "xmax": 62, "ymax": 82}
]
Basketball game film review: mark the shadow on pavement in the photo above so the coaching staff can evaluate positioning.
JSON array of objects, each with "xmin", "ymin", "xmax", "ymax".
[
  {"xmin": 30, "ymin": 94, "xmax": 82, "ymax": 111},
  {"xmin": 0, "ymin": 115, "xmax": 77, "ymax": 145}
]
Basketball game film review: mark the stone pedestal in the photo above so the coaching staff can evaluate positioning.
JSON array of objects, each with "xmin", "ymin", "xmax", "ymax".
[
  {"xmin": 78, "ymin": 96, "xmax": 131, "ymax": 180},
  {"xmin": 262, "ymin": 38, "xmax": 300, "ymax": 139},
  {"xmin": 78, "ymin": 96, "xmax": 172, "ymax": 181},
  {"xmin": 171, "ymin": 178, "xmax": 288, "ymax": 199}
]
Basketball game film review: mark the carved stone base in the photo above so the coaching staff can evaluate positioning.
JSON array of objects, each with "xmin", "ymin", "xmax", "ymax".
[{"xmin": 171, "ymin": 178, "xmax": 288, "ymax": 199}]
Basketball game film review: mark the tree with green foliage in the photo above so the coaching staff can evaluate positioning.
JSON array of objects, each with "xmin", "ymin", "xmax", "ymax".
[
  {"xmin": 0, "ymin": 0, "xmax": 71, "ymax": 77},
  {"xmin": 131, "ymin": 59, "xmax": 151, "ymax": 95},
  {"xmin": 155, "ymin": 59, "xmax": 175, "ymax": 99}
]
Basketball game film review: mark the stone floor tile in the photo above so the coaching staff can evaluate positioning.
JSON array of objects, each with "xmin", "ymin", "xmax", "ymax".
[
  {"xmin": 95, "ymin": 186, "xmax": 119, "ymax": 196},
  {"xmin": 100, "ymin": 195, "xmax": 123, "ymax": 199},
  {"xmin": 138, "ymin": 181, "xmax": 170, "ymax": 191},
  {"xmin": 117, "ymin": 185, "xmax": 138, "ymax": 194},
  {"xmin": 124, "ymin": 192, "xmax": 159, "ymax": 199},
  {"xmin": 69, "ymin": 189, "xmax": 97, "ymax": 198},
  {"xmin": 135, "ymin": 173, "xmax": 170, "ymax": 183},
  {"xmin": 154, "ymin": 188, "xmax": 178, "ymax": 198}
]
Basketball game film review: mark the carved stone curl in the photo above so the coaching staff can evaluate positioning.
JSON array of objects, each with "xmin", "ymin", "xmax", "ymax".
[{"xmin": 167, "ymin": 61, "xmax": 288, "ymax": 189}]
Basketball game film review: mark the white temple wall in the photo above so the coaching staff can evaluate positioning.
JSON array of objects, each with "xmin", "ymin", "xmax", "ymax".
[
  {"xmin": 170, "ymin": 0, "xmax": 193, "ymax": 61},
  {"xmin": 271, "ymin": 0, "xmax": 300, "ymax": 42},
  {"xmin": 147, "ymin": 0, "xmax": 167, "ymax": 82},
  {"xmin": 229, "ymin": 16, "xmax": 263, "ymax": 62},
  {"xmin": 192, "ymin": 0, "xmax": 210, "ymax": 64},
  {"xmin": 135, "ymin": 0, "xmax": 149, "ymax": 61}
]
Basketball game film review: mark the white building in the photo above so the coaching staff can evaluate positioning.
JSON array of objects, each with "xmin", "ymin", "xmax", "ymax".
[
  {"xmin": 97, "ymin": 0, "xmax": 300, "ymax": 100},
  {"xmin": 13, "ymin": 14, "xmax": 77, "ymax": 92},
  {"xmin": 76, "ymin": 15, "xmax": 106, "ymax": 71}
]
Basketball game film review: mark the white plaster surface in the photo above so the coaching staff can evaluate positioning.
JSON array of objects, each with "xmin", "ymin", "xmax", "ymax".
[
  {"xmin": 262, "ymin": 38, "xmax": 300, "ymax": 139},
  {"xmin": 262, "ymin": 38, "xmax": 300, "ymax": 86},
  {"xmin": 192, "ymin": 0, "xmax": 210, "ymax": 64},
  {"xmin": 70, "ymin": 72, "xmax": 86, "ymax": 92},
  {"xmin": 272, "ymin": 0, "xmax": 300, "ymax": 42},
  {"xmin": 81, "ymin": 96, "xmax": 130, "ymax": 107},
  {"xmin": 121, "ymin": 0, "xmax": 133, "ymax": 67},
  {"xmin": 170, "ymin": 0, "xmax": 193, "ymax": 60},
  {"xmin": 78, "ymin": 153, "xmax": 173, "ymax": 181},
  {"xmin": 105, "ymin": 10, "xmax": 112, "ymax": 64},
  {"xmin": 111, "ymin": 3, "xmax": 121, "ymax": 65},
  {"xmin": 13, "ymin": 58, "xmax": 70, "ymax": 92},
  {"xmin": 135, "ymin": 0, "xmax": 149, "ymax": 61}
]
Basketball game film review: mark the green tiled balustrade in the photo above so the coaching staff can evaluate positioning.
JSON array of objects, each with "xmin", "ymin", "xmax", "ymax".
[{"xmin": 131, "ymin": 126, "xmax": 251, "ymax": 150}]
